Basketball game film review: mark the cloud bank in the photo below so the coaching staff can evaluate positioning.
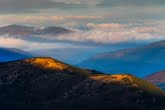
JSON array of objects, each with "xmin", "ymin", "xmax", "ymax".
[
  {"xmin": 0, "ymin": 36, "xmax": 81, "ymax": 51},
  {"xmin": 0, "ymin": 15, "xmax": 103, "ymax": 27},
  {"xmin": 0, "ymin": 22, "xmax": 164, "ymax": 50},
  {"xmin": 55, "ymin": 30, "xmax": 164, "ymax": 44},
  {"xmin": 87, "ymin": 23, "xmax": 126, "ymax": 29},
  {"xmin": 54, "ymin": 22, "xmax": 165, "ymax": 44}
]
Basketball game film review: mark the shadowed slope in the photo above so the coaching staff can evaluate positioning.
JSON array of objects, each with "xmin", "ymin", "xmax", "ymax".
[
  {"xmin": 145, "ymin": 71, "xmax": 165, "ymax": 90},
  {"xmin": 0, "ymin": 57, "xmax": 165, "ymax": 110},
  {"xmin": 78, "ymin": 40, "xmax": 165, "ymax": 77},
  {"xmin": 0, "ymin": 48, "xmax": 32, "ymax": 62},
  {"xmin": 145, "ymin": 71, "xmax": 165, "ymax": 83}
]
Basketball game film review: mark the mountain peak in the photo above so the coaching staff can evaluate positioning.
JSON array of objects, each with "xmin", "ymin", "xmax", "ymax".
[
  {"xmin": 0, "ymin": 58, "xmax": 165, "ymax": 109},
  {"xmin": 24, "ymin": 57, "xmax": 68, "ymax": 71},
  {"xmin": 1, "ymin": 24, "xmax": 34, "ymax": 29},
  {"xmin": 4, "ymin": 57, "xmax": 92, "ymax": 77}
]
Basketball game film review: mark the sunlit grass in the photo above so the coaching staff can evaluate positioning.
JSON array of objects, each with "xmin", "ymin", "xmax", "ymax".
[
  {"xmin": 90, "ymin": 74, "xmax": 165, "ymax": 97},
  {"xmin": 25, "ymin": 57, "xmax": 68, "ymax": 71},
  {"xmin": 24, "ymin": 57, "xmax": 165, "ymax": 97}
]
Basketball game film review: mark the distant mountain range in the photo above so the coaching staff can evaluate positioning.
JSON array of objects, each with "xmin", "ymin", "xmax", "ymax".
[
  {"xmin": 145, "ymin": 71, "xmax": 165, "ymax": 90},
  {"xmin": 78, "ymin": 40, "xmax": 165, "ymax": 77},
  {"xmin": 0, "ymin": 24, "xmax": 72, "ymax": 37},
  {"xmin": 0, "ymin": 48, "xmax": 32, "ymax": 62},
  {"xmin": 31, "ymin": 47, "xmax": 107, "ymax": 65},
  {"xmin": 0, "ymin": 57, "xmax": 165, "ymax": 110}
]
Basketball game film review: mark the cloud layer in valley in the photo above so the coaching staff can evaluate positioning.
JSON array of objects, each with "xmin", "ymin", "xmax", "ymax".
[
  {"xmin": 0, "ymin": 21, "xmax": 164, "ymax": 50},
  {"xmin": 0, "ymin": 0, "xmax": 165, "ymax": 50},
  {"xmin": 0, "ymin": 36, "xmax": 83, "ymax": 51},
  {"xmin": 51, "ymin": 22, "xmax": 165, "ymax": 44}
]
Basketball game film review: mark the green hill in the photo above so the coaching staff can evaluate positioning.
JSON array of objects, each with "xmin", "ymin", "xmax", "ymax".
[{"xmin": 0, "ymin": 57, "xmax": 165, "ymax": 110}]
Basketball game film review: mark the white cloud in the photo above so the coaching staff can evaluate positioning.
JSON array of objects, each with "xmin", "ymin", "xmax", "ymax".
[
  {"xmin": 0, "ymin": 21, "xmax": 165, "ymax": 49},
  {"xmin": 87, "ymin": 23, "xmax": 127, "ymax": 29},
  {"xmin": 54, "ymin": 24, "xmax": 165, "ymax": 44},
  {"xmin": 134, "ymin": 27, "xmax": 158, "ymax": 33},
  {"xmin": 0, "ymin": 37, "xmax": 26, "ymax": 48},
  {"xmin": 52, "ymin": 0, "xmax": 102, "ymax": 5},
  {"xmin": 0, "ymin": 15, "xmax": 103, "ymax": 27},
  {"xmin": 0, "ymin": 36, "xmax": 79, "ymax": 50}
]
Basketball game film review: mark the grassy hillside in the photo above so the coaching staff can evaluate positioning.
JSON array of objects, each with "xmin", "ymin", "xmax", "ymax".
[{"xmin": 0, "ymin": 57, "xmax": 165, "ymax": 110}]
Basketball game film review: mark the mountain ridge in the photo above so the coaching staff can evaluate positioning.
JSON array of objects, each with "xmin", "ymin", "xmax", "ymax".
[
  {"xmin": 0, "ymin": 24, "xmax": 72, "ymax": 36},
  {"xmin": 145, "ymin": 71, "xmax": 165, "ymax": 90},
  {"xmin": 0, "ymin": 57, "xmax": 165, "ymax": 110},
  {"xmin": 0, "ymin": 48, "xmax": 32, "ymax": 62},
  {"xmin": 78, "ymin": 40, "xmax": 165, "ymax": 77}
]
